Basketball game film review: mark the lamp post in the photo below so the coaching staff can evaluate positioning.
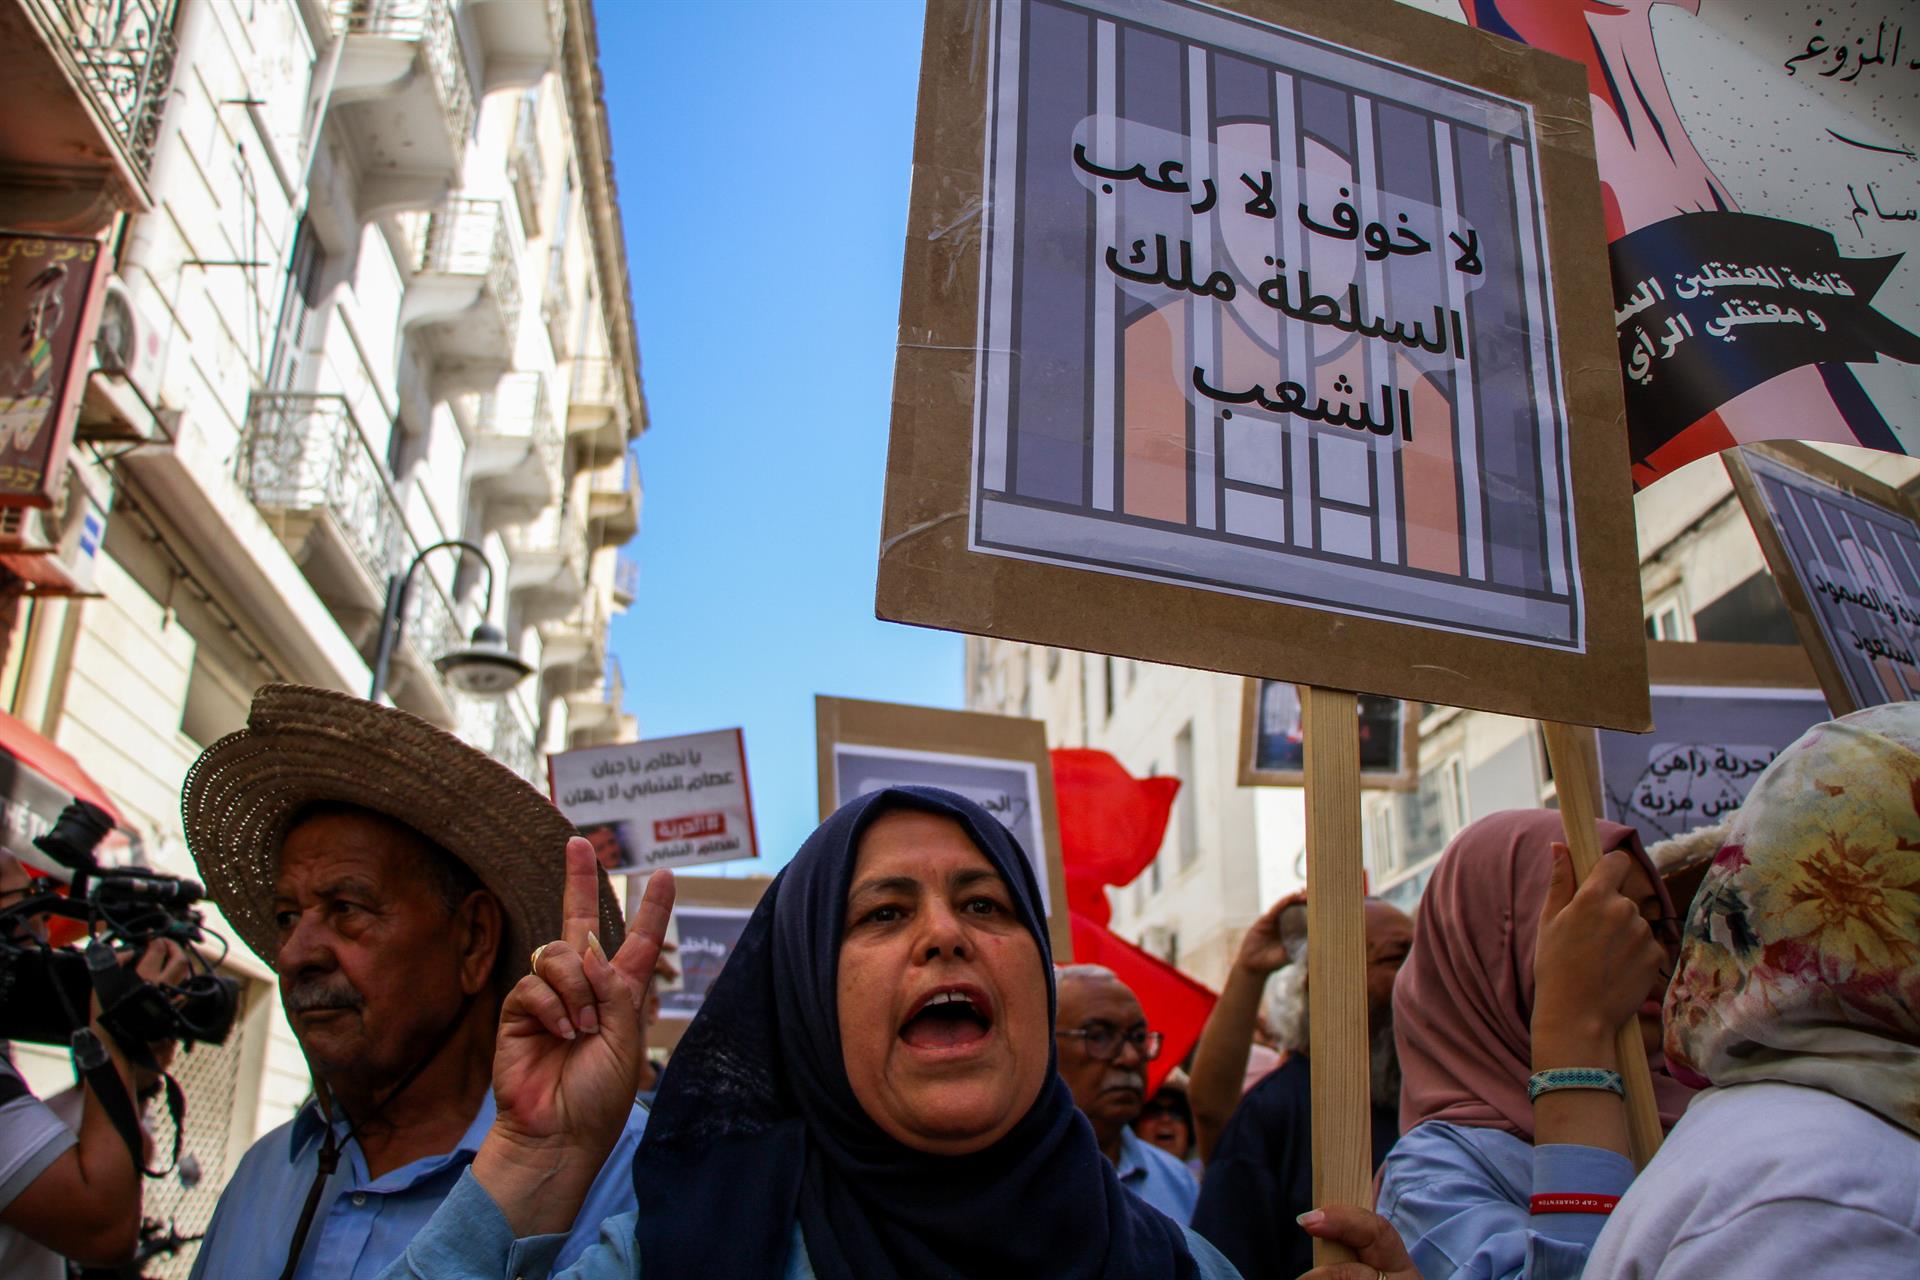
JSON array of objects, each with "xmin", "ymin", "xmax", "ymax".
[{"xmin": 368, "ymin": 539, "xmax": 534, "ymax": 703}]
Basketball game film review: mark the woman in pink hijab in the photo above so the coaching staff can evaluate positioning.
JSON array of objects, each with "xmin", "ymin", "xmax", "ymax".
[{"xmin": 1374, "ymin": 811, "xmax": 1693, "ymax": 1280}]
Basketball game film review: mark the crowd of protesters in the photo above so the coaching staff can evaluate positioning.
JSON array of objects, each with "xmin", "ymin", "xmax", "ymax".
[{"xmin": 3, "ymin": 685, "xmax": 1916, "ymax": 1278}]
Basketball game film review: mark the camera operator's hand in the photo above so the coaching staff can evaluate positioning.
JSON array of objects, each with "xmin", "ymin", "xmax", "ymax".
[{"xmin": 472, "ymin": 838, "xmax": 674, "ymax": 1238}]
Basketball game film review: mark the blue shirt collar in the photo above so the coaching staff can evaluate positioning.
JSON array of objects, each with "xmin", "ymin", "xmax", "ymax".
[{"xmin": 286, "ymin": 1090, "xmax": 497, "ymax": 1185}]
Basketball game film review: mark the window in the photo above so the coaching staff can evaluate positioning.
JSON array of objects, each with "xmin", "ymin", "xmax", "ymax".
[
  {"xmin": 265, "ymin": 219, "xmax": 326, "ymax": 394},
  {"xmin": 1165, "ymin": 931, "xmax": 1179, "ymax": 969},
  {"xmin": 1368, "ymin": 804, "xmax": 1399, "ymax": 875},
  {"xmin": 1046, "ymin": 648, "xmax": 1061, "ymax": 681},
  {"xmin": 1103, "ymin": 656, "xmax": 1116, "ymax": 721},
  {"xmin": 1693, "ymin": 572, "xmax": 1801, "ymax": 646},
  {"xmin": 1175, "ymin": 724, "xmax": 1198, "ymax": 869},
  {"xmin": 1149, "ymin": 855, "xmax": 1162, "ymax": 894},
  {"xmin": 1643, "ymin": 589, "xmax": 1690, "ymax": 641},
  {"xmin": 1125, "ymin": 660, "xmax": 1139, "ymax": 691}
]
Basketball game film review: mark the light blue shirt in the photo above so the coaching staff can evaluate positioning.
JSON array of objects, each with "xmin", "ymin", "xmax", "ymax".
[
  {"xmin": 1117, "ymin": 1126, "xmax": 1200, "ymax": 1225},
  {"xmin": 190, "ymin": 1092, "xmax": 646, "ymax": 1280},
  {"xmin": 377, "ymin": 1167, "xmax": 1246, "ymax": 1279},
  {"xmin": 1377, "ymin": 1120, "xmax": 1636, "ymax": 1280}
]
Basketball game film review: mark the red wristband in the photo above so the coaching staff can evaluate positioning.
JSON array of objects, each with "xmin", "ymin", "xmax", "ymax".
[{"xmin": 1530, "ymin": 1193, "xmax": 1620, "ymax": 1216}]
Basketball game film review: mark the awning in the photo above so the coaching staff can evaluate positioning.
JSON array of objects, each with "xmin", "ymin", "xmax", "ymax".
[{"xmin": 0, "ymin": 707, "xmax": 129, "ymax": 877}]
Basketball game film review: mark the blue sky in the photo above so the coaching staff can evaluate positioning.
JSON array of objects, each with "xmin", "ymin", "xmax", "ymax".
[{"xmin": 596, "ymin": 0, "xmax": 959, "ymax": 875}]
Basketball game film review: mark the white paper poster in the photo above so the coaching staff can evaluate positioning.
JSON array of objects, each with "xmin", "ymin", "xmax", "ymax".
[{"xmin": 549, "ymin": 728, "xmax": 759, "ymax": 871}]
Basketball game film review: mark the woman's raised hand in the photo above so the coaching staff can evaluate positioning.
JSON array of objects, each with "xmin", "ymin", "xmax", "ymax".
[
  {"xmin": 1532, "ymin": 844, "xmax": 1664, "ymax": 1058},
  {"xmin": 474, "ymin": 838, "xmax": 674, "ymax": 1235}
]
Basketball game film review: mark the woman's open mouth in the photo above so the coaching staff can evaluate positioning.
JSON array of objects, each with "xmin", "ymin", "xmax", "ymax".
[{"xmin": 899, "ymin": 984, "xmax": 995, "ymax": 1053}]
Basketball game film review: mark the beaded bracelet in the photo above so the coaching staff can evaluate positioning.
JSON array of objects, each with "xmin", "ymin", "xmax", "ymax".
[{"xmin": 1527, "ymin": 1068, "xmax": 1624, "ymax": 1101}]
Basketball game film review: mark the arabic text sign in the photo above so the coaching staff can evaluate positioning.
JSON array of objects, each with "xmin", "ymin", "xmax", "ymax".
[
  {"xmin": 1596, "ymin": 685, "xmax": 1830, "ymax": 848},
  {"xmin": 832, "ymin": 743, "xmax": 1051, "ymax": 915},
  {"xmin": 549, "ymin": 729, "xmax": 758, "ymax": 872},
  {"xmin": 972, "ymin": 0, "xmax": 1580, "ymax": 649},
  {"xmin": 1739, "ymin": 447, "xmax": 1920, "ymax": 710}
]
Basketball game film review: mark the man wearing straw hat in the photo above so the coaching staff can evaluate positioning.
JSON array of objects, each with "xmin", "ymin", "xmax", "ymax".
[{"xmin": 180, "ymin": 685, "xmax": 649, "ymax": 1280}]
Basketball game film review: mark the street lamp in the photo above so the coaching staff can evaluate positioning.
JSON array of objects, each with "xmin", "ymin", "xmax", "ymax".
[{"xmin": 368, "ymin": 539, "xmax": 534, "ymax": 703}]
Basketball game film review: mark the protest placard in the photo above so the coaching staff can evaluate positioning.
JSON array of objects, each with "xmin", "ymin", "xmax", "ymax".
[
  {"xmin": 1239, "ymin": 680, "xmax": 1416, "ymax": 789},
  {"xmin": 1588, "ymin": 641, "xmax": 1829, "ymax": 850},
  {"xmin": 882, "ymin": 0, "xmax": 1648, "ymax": 1250},
  {"xmin": 816, "ymin": 695, "xmax": 1072, "ymax": 957},
  {"xmin": 1440, "ymin": 2, "xmax": 1920, "ymax": 487},
  {"xmin": 1726, "ymin": 442, "xmax": 1920, "ymax": 713},
  {"xmin": 548, "ymin": 728, "xmax": 759, "ymax": 872},
  {"xmin": 878, "ymin": 0, "xmax": 1646, "ymax": 731},
  {"xmin": 643, "ymin": 874, "xmax": 768, "ymax": 1052}
]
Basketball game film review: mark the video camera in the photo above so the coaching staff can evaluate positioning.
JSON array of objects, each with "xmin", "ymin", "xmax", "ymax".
[{"xmin": 0, "ymin": 799, "xmax": 238, "ymax": 1051}]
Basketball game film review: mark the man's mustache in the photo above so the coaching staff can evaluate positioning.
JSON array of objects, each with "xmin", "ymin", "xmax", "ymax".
[{"xmin": 284, "ymin": 977, "xmax": 365, "ymax": 1014}]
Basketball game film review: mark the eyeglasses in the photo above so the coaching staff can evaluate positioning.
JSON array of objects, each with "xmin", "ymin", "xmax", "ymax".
[{"xmin": 1055, "ymin": 1022, "xmax": 1163, "ymax": 1062}]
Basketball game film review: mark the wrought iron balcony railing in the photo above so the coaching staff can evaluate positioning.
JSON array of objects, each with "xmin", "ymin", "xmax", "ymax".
[
  {"xmin": 472, "ymin": 370, "xmax": 562, "ymax": 477},
  {"xmin": 35, "ymin": 0, "xmax": 181, "ymax": 178},
  {"xmin": 613, "ymin": 556, "xmax": 638, "ymax": 605},
  {"xmin": 459, "ymin": 692, "xmax": 537, "ymax": 782},
  {"xmin": 569, "ymin": 355, "xmax": 618, "ymax": 410},
  {"xmin": 504, "ymin": 496, "xmax": 589, "ymax": 568},
  {"xmin": 242, "ymin": 391, "xmax": 461, "ymax": 670},
  {"xmin": 411, "ymin": 197, "xmax": 522, "ymax": 338},
  {"xmin": 331, "ymin": 0, "xmax": 474, "ymax": 170}
]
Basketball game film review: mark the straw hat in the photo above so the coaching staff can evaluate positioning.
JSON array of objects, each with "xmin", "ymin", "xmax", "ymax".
[{"xmin": 183, "ymin": 683, "xmax": 622, "ymax": 980}]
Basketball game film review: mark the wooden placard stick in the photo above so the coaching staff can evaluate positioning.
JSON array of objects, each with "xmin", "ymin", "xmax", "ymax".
[
  {"xmin": 1302, "ymin": 686, "xmax": 1370, "ymax": 1267},
  {"xmin": 1539, "ymin": 719, "xmax": 1664, "ymax": 1169}
]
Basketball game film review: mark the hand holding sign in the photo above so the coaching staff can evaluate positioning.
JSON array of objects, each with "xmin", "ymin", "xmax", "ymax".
[{"xmin": 473, "ymin": 838, "xmax": 676, "ymax": 1236}]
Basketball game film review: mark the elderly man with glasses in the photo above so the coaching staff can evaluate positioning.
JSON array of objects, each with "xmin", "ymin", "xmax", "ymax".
[{"xmin": 1054, "ymin": 963, "xmax": 1196, "ymax": 1223}]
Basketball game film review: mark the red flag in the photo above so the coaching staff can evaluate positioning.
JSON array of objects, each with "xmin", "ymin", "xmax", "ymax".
[
  {"xmin": 1069, "ymin": 912, "xmax": 1217, "ymax": 1095},
  {"xmin": 1050, "ymin": 749, "xmax": 1180, "ymax": 926}
]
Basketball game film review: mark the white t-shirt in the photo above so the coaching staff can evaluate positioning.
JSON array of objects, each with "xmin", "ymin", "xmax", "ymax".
[
  {"xmin": 0, "ymin": 1046, "xmax": 80, "ymax": 1280},
  {"xmin": 1588, "ymin": 1081, "xmax": 1920, "ymax": 1279}
]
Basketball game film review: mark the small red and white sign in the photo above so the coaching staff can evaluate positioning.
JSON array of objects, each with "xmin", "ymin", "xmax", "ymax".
[{"xmin": 548, "ymin": 728, "xmax": 758, "ymax": 873}]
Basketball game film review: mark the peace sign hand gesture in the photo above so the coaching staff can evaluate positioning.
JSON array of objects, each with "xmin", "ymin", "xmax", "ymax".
[{"xmin": 472, "ymin": 839, "xmax": 674, "ymax": 1237}]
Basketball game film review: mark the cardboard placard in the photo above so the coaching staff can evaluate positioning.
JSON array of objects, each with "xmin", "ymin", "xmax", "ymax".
[
  {"xmin": 549, "ymin": 729, "xmax": 760, "ymax": 872},
  {"xmin": 1238, "ymin": 679, "xmax": 1416, "ymax": 789},
  {"xmin": 1726, "ymin": 442, "xmax": 1920, "ymax": 714},
  {"xmin": 878, "ymin": 0, "xmax": 1648, "ymax": 731},
  {"xmin": 815, "ymin": 695, "xmax": 1072, "ymax": 959},
  {"xmin": 641, "ymin": 874, "xmax": 769, "ymax": 1053},
  {"xmin": 0, "ymin": 233, "xmax": 105, "ymax": 506},
  {"xmin": 1588, "ymin": 641, "xmax": 1829, "ymax": 850}
]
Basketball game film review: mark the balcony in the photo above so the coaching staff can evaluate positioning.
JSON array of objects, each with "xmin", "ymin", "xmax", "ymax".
[
  {"xmin": 537, "ymin": 593, "xmax": 606, "ymax": 689},
  {"xmin": 241, "ymin": 391, "xmax": 466, "ymax": 726},
  {"xmin": 567, "ymin": 656, "xmax": 632, "ymax": 747},
  {"xmin": 401, "ymin": 198, "xmax": 522, "ymax": 387},
  {"xmin": 0, "ymin": 0, "xmax": 180, "ymax": 218},
  {"xmin": 566, "ymin": 356, "xmax": 628, "ymax": 458},
  {"xmin": 587, "ymin": 453, "xmax": 641, "ymax": 549},
  {"xmin": 467, "ymin": 0, "xmax": 561, "ymax": 92},
  {"xmin": 327, "ymin": 0, "xmax": 475, "ymax": 219},
  {"xmin": 501, "ymin": 499, "xmax": 588, "ymax": 622},
  {"xmin": 612, "ymin": 556, "xmax": 637, "ymax": 608},
  {"xmin": 462, "ymin": 371, "xmax": 560, "ymax": 524},
  {"xmin": 456, "ymin": 692, "xmax": 538, "ymax": 782},
  {"xmin": 507, "ymin": 95, "xmax": 543, "ymax": 236}
]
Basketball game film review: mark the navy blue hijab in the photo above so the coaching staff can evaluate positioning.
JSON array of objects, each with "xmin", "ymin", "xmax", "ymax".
[{"xmin": 631, "ymin": 786, "xmax": 1200, "ymax": 1279}]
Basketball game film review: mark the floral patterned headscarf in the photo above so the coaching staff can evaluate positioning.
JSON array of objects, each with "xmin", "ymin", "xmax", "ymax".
[{"xmin": 1664, "ymin": 703, "xmax": 1920, "ymax": 1135}]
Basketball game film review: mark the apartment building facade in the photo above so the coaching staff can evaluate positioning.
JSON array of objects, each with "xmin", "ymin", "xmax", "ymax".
[
  {"xmin": 0, "ymin": 1, "xmax": 644, "ymax": 1268},
  {"xmin": 967, "ymin": 444, "xmax": 1920, "ymax": 991}
]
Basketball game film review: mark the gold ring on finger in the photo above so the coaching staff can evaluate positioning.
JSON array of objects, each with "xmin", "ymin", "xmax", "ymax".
[{"xmin": 530, "ymin": 942, "xmax": 551, "ymax": 969}]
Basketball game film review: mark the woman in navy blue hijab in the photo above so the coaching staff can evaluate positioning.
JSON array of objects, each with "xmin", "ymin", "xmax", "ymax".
[{"xmin": 381, "ymin": 787, "xmax": 1239, "ymax": 1279}]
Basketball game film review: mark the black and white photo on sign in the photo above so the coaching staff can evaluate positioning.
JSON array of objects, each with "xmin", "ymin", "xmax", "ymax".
[{"xmin": 831, "ymin": 743, "xmax": 1051, "ymax": 912}]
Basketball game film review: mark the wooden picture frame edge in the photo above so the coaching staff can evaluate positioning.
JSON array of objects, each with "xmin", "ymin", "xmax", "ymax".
[{"xmin": 814, "ymin": 694, "xmax": 1076, "ymax": 960}]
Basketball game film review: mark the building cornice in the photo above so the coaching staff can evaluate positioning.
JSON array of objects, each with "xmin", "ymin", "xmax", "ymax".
[{"xmin": 558, "ymin": 0, "xmax": 647, "ymax": 437}]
